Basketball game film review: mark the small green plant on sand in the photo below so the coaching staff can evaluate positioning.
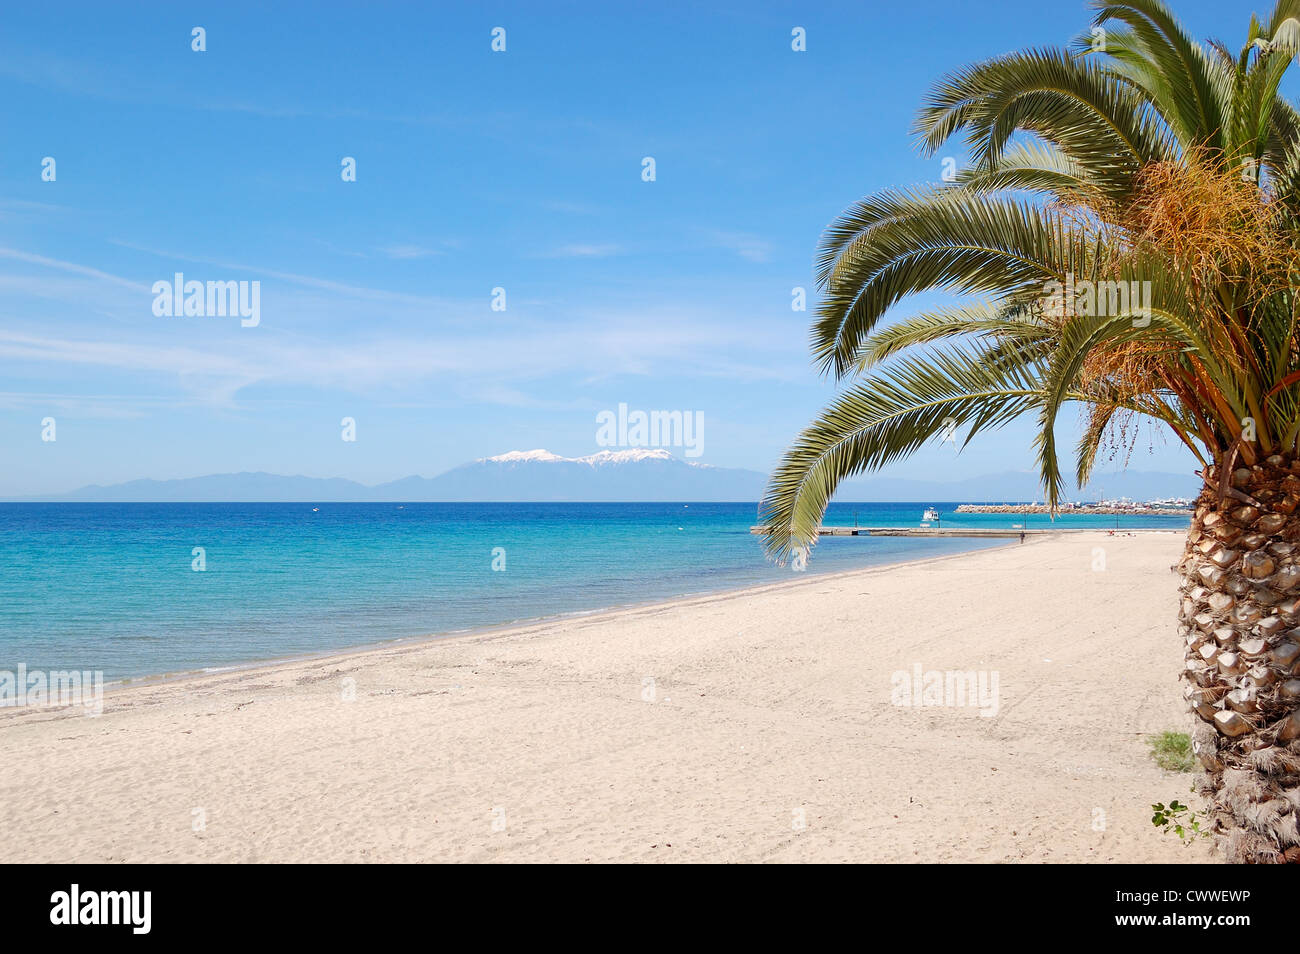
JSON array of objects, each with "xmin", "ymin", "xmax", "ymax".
[
  {"xmin": 1147, "ymin": 731, "xmax": 1195, "ymax": 772},
  {"xmin": 1152, "ymin": 801, "xmax": 1211, "ymax": 845}
]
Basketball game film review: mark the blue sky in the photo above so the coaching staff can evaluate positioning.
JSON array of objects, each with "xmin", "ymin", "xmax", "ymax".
[{"xmin": 0, "ymin": 0, "xmax": 1261, "ymax": 496}]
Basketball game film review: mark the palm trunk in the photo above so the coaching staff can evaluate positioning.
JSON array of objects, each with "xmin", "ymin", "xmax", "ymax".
[{"xmin": 1180, "ymin": 454, "xmax": 1300, "ymax": 863}]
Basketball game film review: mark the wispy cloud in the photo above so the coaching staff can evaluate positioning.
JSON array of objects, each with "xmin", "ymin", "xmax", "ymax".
[
  {"xmin": 0, "ymin": 390, "xmax": 170, "ymax": 419},
  {"xmin": 0, "ymin": 198, "xmax": 66, "ymax": 218},
  {"xmin": 537, "ymin": 243, "xmax": 622, "ymax": 259},
  {"xmin": 537, "ymin": 198, "xmax": 604, "ymax": 216},
  {"xmin": 706, "ymin": 230, "xmax": 775, "ymax": 263},
  {"xmin": 107, "ymin": 240, "xmax": 460, "ymax": 307},
  {"xmin": 0, "ymin": 248, "xmax": 149, "ymax": 291},
  {"xmin": 379, "ymin": 244, "xmax": 445, "ymax": 260},
  {"xmin": 0, "ymin": 240, "xmax": 809, "ymax": 424}
]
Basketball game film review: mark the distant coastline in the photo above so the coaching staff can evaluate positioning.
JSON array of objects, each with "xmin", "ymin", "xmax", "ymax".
[
  {"xmin": 955, "ymin": 503, "xmax": 1194, "ymax": 516},
  {"xmin": 4, "ymin": 453, "xmax": 1203, "ymax": 504}
]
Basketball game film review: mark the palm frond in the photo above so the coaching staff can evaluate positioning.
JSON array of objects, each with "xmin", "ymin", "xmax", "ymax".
[{"xmin": 759, "ymin": 339, "xmax": 1045, "ymax": 562}]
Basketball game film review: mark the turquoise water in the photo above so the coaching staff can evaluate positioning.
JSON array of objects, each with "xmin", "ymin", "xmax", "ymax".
[{"xmin": 0, "ymin": 502, "xmax": 1189, "ymax": 681}]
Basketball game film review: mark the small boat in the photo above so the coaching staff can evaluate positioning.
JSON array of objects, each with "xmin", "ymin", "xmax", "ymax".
[{"xmin": 923, "ymin": 507, "xmax": 940, "ymax": 523}]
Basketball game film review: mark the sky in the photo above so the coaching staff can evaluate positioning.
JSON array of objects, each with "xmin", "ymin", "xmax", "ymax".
[{"xmin": 0, "ymin": 0, "xmax": 1269, "ymax": 496}]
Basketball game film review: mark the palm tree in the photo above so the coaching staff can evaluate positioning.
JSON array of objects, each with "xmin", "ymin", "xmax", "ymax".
[{"xmin": 760, "ymin": 0, "xmax": 1300, "ymax": 863}]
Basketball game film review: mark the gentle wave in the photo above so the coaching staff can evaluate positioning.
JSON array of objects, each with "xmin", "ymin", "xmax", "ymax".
[{"xmin": 0, "ymin": 501, "xmax": 1188, "ymax": 681}]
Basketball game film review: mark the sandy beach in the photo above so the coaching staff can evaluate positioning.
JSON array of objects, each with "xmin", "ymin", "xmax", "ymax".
[{"xmin": 0, "ymin": 531, "xmax": 1213, "ymax": 863}]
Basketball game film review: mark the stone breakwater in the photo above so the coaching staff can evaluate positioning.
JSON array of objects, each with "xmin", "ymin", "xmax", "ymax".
[{"xmin": 954, "ymin": 504, "xmax": 1193, "ymax": 516}]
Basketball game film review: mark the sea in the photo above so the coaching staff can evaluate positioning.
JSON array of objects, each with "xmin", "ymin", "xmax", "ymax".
[{"xmin": 0, "ymin": 501, "xmax": 1191, "ymax": 682}]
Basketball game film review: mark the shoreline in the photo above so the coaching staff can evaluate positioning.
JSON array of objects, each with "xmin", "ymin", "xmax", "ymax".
[
  {"xmin": 82, "ymin": 531, "xmax": 1038, "ymax": 700},
  {"xmin": 0, "ymin": 529, "xmax": 1206, "ymax": 862}
]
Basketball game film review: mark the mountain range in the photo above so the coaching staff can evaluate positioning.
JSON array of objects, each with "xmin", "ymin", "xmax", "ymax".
[{"xmin": 10, "ymin": 448, "xmax": 1203, "ymax": 503}]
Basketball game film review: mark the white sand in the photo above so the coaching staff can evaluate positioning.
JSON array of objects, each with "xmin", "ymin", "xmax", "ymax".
[{"xmin": 0, "ymin": 531, "xmax": 1213, "ymax": 863}]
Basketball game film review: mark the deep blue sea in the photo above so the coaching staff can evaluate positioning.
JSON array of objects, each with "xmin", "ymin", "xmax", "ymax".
[{"xmin": 0, "ymin": 502, "xmax": 1191, "ymax": 682}]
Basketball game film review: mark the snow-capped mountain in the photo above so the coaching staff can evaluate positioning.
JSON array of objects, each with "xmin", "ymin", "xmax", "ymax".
[
  {"xmin": 480, "ymin": 448, "xmax": 710, "ymax": 468},
  {"xmin": 480, "ymin": 449, "xmax": 566, "ymax": 464},
  {"xmin": 428, "ymin": 448, "xmax": 762, "ymax": 500}
]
